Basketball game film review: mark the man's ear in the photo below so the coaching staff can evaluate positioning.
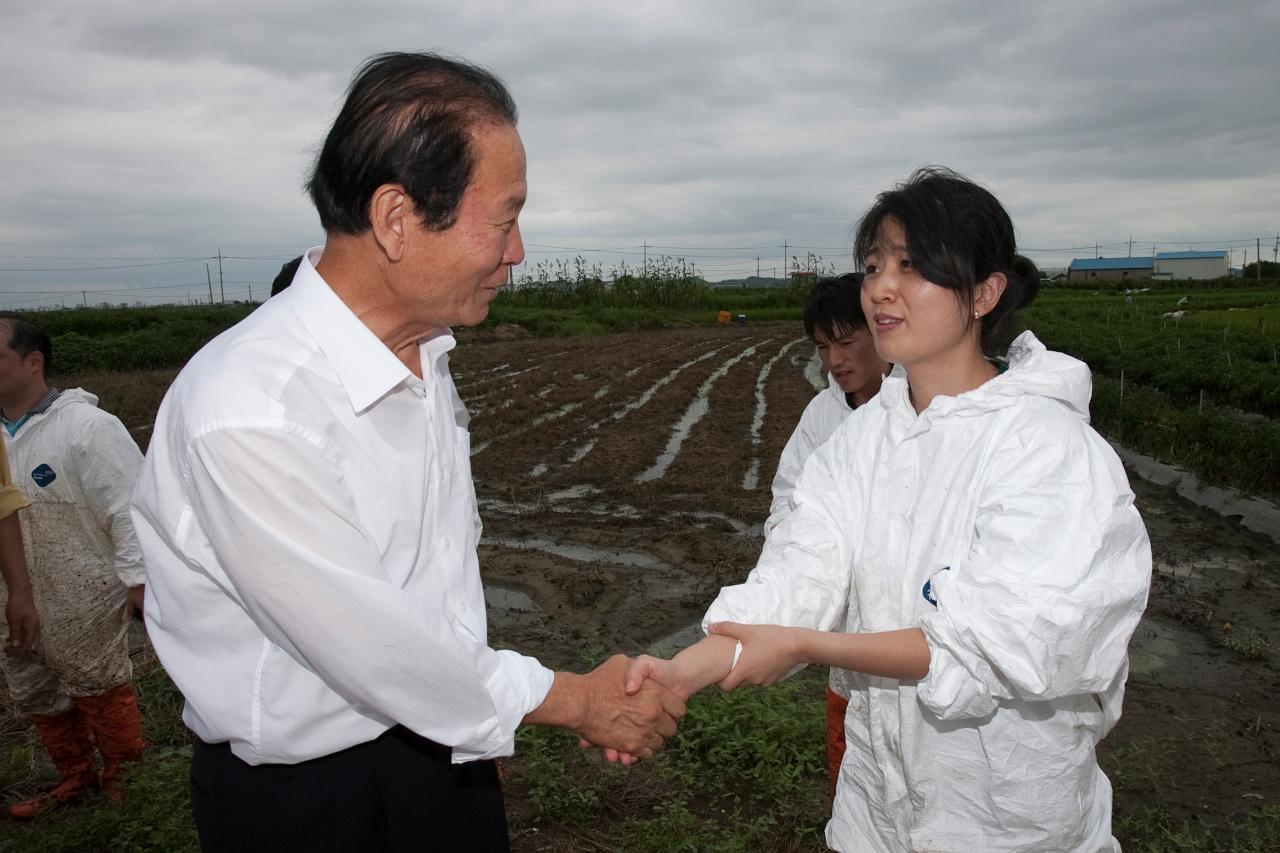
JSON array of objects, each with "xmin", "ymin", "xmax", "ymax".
[
  {"xmin": 368, "ymin": 184, "xmax": 411, "ymax": 262},
  {"xmin": 25, "ymin": 350, "xmax": 45, "ymax": 377},
  {"xmin": 975, "ymin": 272, "xmax": 1007, "ymax": 318}
]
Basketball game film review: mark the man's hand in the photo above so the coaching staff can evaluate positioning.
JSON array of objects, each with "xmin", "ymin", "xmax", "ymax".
[
  {"xmin": 5, "ymin": 589, "xmax": 39, "ymax": 656},
  {"xmin": 526, "ymin": 654, "xmax": 685, "ymax": 764},
  {"xmin": 574, "ymin": 654, "xmax": 684, "ymax": 759},
  {"xmin": 125, "ymin": 585, "xmax": 145, "ymax": 621}
]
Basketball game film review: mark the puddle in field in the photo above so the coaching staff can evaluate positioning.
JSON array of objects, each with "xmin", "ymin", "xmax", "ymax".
[
  {"xmin": 545, "ymin": 484, "xmax": 600, "ymax": 501},
  {"xmin": 567, "ymin": 438, "xmax": 596, "ymax": 464},
  {"xmin": 804, "ymin": 351, "xmax": 825, "ymax": 391},
  {"xmin": 535, "ymin": 384, "xmax": 556, "ymax": 399},
  {"xmin": 528, "ymin": 463, "xmax": 549, "ymax": 477},
  {"xmin": 592, "ymin": 347, "xmax": 729, "ymax": 429},
  {"xmin": 531, "ymin": 401, "xmax": 582, "ymax": 428},
  {"xmin": 637, "ymin": 340, "xmax": 770, "ymax": 482},
  {"xmin": 687, "ymin": 510, "xmax": 759, "ymax": 536},
  {"xmin": 478, "ymin": 493, "xmax": 644, "ymax": 522},
  {"xmin": 482, "ymin": 536, "xmax": 671, "ymax": 571},
  {"xmin": 743, "ymin": 337, "xmax": 806, "ymax": 490},
  {"xmin": 484, "ymin": 584, "xmax": 541, "ymax": 612},
  {"xmin": 558, "ymin": 345, "xmax": 730, "ymax": 470},
  {"xmin": 460, "ymin": 364, "xmax": 540, "ymax": 392}
]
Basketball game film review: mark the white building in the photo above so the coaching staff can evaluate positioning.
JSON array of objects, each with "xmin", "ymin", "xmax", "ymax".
[{"xmin": 1152, "ymin": 251, "xmax": 1229, "ymax": 280}]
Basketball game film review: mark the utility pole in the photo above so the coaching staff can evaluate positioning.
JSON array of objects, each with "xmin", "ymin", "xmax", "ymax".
[
  {"xmin": 206, "ymin": 263, "xmax": 215, "ymax": 305},
  {"xmin": 1128, "ymin": 235, "xmax": 1133, "ymax": 257},
  {"xmin": 248, "ymin": 284, "xmax": 254, "ymax": 303},
  {"xmin": 1095, "ymin": 241, "xmax": 1099, "ymax": 259},
  {"xmin": 82, "ymin": 290, "xmax": 87, "ymax": 308},
  {"xmin": 643, "ymin": 239, "xmax": 648, "ymax": 284},
  {"xmin": 783, "ymin": 240, "xmax": 788, "ymax": 278},
  {"xmin": 217, "ymin": 249, "xmax": 225, "ymax": 303},
  {"xmin": 756, "ymin": 253, "xmax": 760, "ymax": 278},
  {"xmin": 1259, "ymin": 238, "xmax": 1263, "ymax": 280}
]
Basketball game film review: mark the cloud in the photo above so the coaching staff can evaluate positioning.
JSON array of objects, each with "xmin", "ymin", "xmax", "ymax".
[{"xmin": 2, "ymin": 0, "xmax": 1277, "ymax": 305}]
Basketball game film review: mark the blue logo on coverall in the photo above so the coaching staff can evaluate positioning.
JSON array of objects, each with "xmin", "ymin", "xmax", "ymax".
[
  {"xmin": 922, "ymin": 567, "xmax": 951, "ymax": 607},
  {"xmin": 31, "ymin": 463, "xmax": 56, "ymax": 487}
]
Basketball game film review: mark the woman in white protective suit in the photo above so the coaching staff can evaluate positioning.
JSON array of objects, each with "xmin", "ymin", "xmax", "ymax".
[{"xmin": 623, "ymin": 167, "xmax": 1152, "ymax": 852}]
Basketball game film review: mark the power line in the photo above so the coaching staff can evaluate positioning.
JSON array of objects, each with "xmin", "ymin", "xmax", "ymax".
[{"xmin": 0, "ymin": 257, "xmax": 213, "ymax": 272}]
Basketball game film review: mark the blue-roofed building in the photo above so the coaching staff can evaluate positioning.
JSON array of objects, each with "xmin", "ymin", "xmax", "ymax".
[
  {"xmin": 1153, "ymin": 250, "xmax": 1228, "ymax": 280},
  {"xmin": 1067, "ymin": 257, "xmax": 1153, "ymax": 282}
]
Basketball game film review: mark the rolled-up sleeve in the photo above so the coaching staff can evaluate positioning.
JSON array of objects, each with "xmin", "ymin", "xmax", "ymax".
[
  {"xmin": 917, "ymin": 425, "xmax": 1151, "ymax": 721},
  {"xmin": 184, "ymin": 425, "xmax": 552, "ymax": 760}
]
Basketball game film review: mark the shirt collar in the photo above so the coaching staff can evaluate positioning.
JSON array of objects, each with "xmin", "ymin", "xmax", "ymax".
[
  {"xmin": 1, "ymin": 387, "xmax": 62, "ymax": 436},
  {"xmin": 288, "ymin": 248, "xmax": 431, "ymax": 415}
]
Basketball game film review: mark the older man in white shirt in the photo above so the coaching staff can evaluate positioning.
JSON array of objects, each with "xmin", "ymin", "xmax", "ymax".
[{"xmin": 132, "ymin": 52, "xmax": 683, "ymax": 852}]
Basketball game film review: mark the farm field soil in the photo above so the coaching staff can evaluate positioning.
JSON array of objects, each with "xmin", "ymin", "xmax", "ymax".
[{"xmin": 7, "ymin": 322, "xmax": 1276, "ymax": 849}]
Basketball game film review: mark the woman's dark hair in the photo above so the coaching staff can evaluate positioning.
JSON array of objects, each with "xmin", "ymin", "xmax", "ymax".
[
  {"xmin": 307, "ymin": 52, "xmax": 518, "ymax": 235},
  {"xmin": 803, "ymin": 273, "xmax": 866, "ymax": 341},
  {"xmin": 853, "ymin": 166, "xmax": 1039, "ymax": 355},
  {"xmin": 0, "ymin": 311, "xmax": 52, "ymax": 374}
]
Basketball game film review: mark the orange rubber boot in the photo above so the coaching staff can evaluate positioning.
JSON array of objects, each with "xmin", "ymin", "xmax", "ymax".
[
  {"xmin": 73, "ymin": 684, "xmax": 146, "ymax": 804},
  {"xmin": 8, "ymin": 707, "xmax": 100, "ymax": 819}
]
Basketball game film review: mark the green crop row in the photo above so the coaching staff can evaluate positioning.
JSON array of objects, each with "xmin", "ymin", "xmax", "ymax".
[{"xmin": 1021, "ymin": 289, "xmax": 1280, "ymax": 418}]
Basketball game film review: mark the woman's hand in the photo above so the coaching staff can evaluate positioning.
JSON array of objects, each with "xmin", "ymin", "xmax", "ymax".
[{"xmin": 708, "ymin": 622, "xmax": 809, "ymax": 690}]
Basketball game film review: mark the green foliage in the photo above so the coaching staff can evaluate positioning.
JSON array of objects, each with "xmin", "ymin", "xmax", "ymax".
[
  {"xmin": 513, "ymin": 725, "xmax": 619, "ymax": 823},
  {"xmin": 509, "ymin": 674, "xmax": 829, "ymax": 851},
  {"xmin": 654, "ymin": 678, "xmax": 825, "ymax": 822},
  {"xmin": 621, "ymin": 800, "xmax": 781, "ymax": 853},
  {"xmin": 1217, "ymin": 626, "xmax": 1273, "ymax": 660},
  {"xmin": 1, "ymin": 744, "xmax": 33, "ymax": 791},
  {"xmin": 504, "ymin": 255, "xmax": 813, "ymax": 313},
  {"xmin": 1017, "ymin": 285, "xmax": 1280, "ymax": 499},
  {"xmin": 1, "ymin": 745, "xmax": 199, "ymax": 853},
  {"xmin": 1112, "ymin": 804, "xmax": 1280, "ymax": 852},
  {"xmin": 627, "ymin": 678, "xmax": 828, "ymax": 849},
  {"xmin": 1, "ymin": 664, "xmax": 197, "ymax": 852},
  {"xmin": 31, "ymin": 304, "xmax": 255, "ymax": 374}
]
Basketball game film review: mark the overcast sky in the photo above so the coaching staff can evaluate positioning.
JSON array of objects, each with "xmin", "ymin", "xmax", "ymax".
[{"xmin": 2, "ymin": 0, "xmax": 1278, "ymax": 308}]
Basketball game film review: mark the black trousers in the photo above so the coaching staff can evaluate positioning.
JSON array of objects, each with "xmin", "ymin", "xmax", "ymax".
[{"xmin": 191, "ymin": 726, "xmax": 509, "ymax": 853}]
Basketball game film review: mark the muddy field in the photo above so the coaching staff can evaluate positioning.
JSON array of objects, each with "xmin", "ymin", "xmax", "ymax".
[
  {"xmin": 4, "ymin": 321, "xmax": 1277, "ymax": 846},
  {"xmin": 450, "ymin": 322, "xmax": 1280, "ymax": 838}
]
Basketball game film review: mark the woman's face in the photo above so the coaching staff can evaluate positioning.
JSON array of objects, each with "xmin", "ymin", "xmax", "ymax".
[{"xmin": 859, "ymin": 218, "xmax": 980, "ymax": 373}]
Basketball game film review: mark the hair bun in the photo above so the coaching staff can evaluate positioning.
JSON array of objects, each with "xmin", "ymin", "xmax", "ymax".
[{"xmin": 1010, "ymin": 254, "xmax": 1040, "ymax": 310}]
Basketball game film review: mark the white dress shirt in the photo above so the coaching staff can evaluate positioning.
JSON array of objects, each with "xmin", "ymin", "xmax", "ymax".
[{"xmin": 132, "ymin": 249, "xmax": 554, "ymax": 765}]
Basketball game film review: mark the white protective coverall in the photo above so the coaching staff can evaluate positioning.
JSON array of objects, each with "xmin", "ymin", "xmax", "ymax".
[
  {"xmin": 766, "ymin": 371, "xmax": 864, "ymax": 703},
  {"xmin": 705, "ymin": 332, "xmax": 1152, "ymax": 852},
  {"xmin": 0, "ymin": 389, "xmax": 144, "ymax": 714},
  {"xmin": 765, "ymin": 371, "xmax": 854, "ymax": 535}
]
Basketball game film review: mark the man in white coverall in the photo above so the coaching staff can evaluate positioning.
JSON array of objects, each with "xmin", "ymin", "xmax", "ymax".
[
  {"xmin": 766, "ymin": 273, "xmax": 889, "ymax": 793},
  {"xmin": 0, "ymin": 312, "xmax": 147, "ymax": 817},
  {"xmin": 132, "ymin": 52, "xmax": 683, "ymax": 852}
]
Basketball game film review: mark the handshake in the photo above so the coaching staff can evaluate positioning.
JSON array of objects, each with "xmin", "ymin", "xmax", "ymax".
[{"xmin": 533, "ymin": 622, "xmax": 801, "ymax": 765}]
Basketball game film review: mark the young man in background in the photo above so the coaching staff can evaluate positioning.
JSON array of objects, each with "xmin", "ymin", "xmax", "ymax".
[{"xmin": 0, "ymin": 312, "xmax": 146, "ymax": 817}]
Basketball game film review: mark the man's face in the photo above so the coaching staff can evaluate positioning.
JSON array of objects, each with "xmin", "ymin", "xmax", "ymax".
[
  {"xmin": 399, "ymin": 122, "xmax": 527, "ymax": 328},
  {"xmin": 0, "ymin": 322, "xmax": 41, "ymax": 402},
  {"xmin": 814, "ymin": 321, "xmax": 886, "ymax": 402}
]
